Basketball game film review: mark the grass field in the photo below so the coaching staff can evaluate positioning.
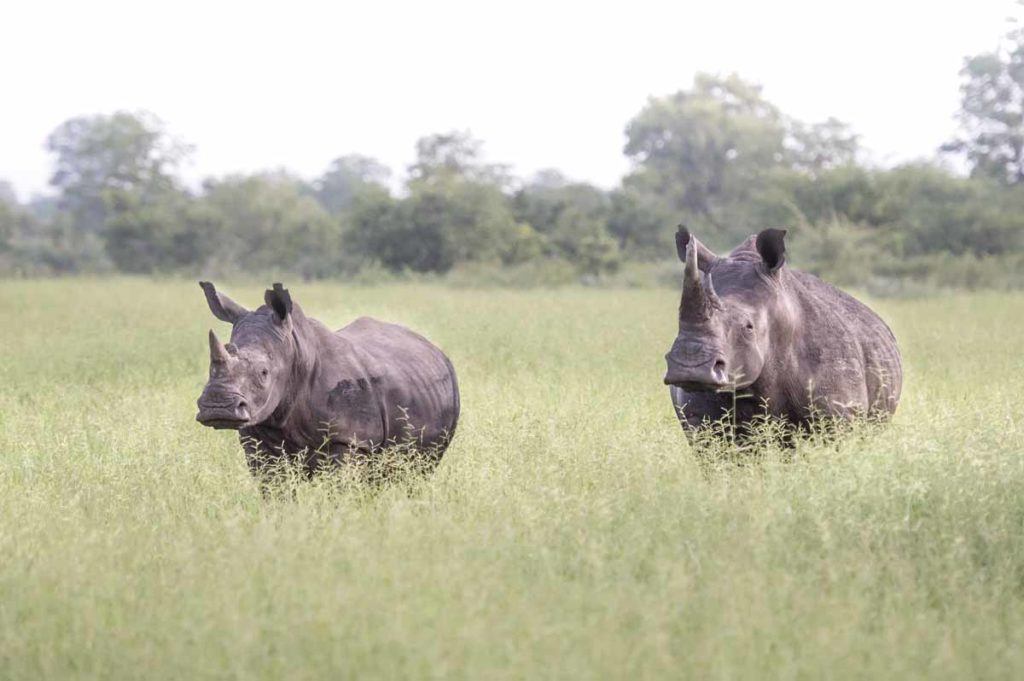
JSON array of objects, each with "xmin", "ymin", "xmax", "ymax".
[{"xmin": 1, "ymin": 279, "xmax": 1022, "ymax": 680}]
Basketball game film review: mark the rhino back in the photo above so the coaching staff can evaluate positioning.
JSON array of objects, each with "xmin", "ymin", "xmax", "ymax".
[
  {"xmin": 318, "ymin": 317, "xmax": 459, "ymax": 450},
  {"xmin": 781, "ymin": 270, "xmax": 902, "ymax": 417}
]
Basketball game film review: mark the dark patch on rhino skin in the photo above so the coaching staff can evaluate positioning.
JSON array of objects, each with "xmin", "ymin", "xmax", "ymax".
[
  {"xmin": 327, "ymin": 379, "xmax": 361, "ymax": 410},
  {"xmin": 327, "ymin": 376, "xmax": 386, "ymax": 410},
  {"xmin": 195, "ymin": 281, "xmax": 460, "ymax": 480},
  {"xmin": 665, "ymin": 226, "xmax": 902, "ymax": 444},
  {"xmin": 326, "ymin": 377, "xmax": 382, "ymax": 438}
]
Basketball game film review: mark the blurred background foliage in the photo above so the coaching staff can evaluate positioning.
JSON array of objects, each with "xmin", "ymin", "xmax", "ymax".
[{"xmin": 3, "ymin": 25, "xmax": 1024, "ymax": 294}]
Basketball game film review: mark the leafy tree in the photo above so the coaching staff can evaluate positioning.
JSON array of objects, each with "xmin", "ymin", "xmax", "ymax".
[
  {"xmin": 344, "ymin": 187, "xmax": 404, "ymax": 268},
  {"xmin": 25, "ymin": 194, "xmax": 60, "ymax": 223},
  {"xmin": 408, "ymin": 131, "xmax": 510, "ymax": 187},
  {"xmin": 511, "ymin": 172, "xmax": 620, "ymax": 273},
  {"xmin": 944, "ymin": 20, "xmax": 1024, "ymax": 184},
  {"xmin": 103, "ymin": 188, "xmax": 204, "ymax": 273},
  {"xmin": 0, "ymin": 182, "xmax": 20, "ymax": 265},
  {"xmin": 623, "ymin": 75, "xmax": 871, "ymax": 251},
  {"xmin": 343, "ymin": 132, "xmax": 522, "ymax": 273},
  {"xmin": 786, "ymin": 118, "xmax": 860, "ymax": 176},
  {"xmin": 41, "ymin": 111, "xmax": 192, "ymax": 271},
  {"xmin": 0, "ymin": 196, "xmax": 95, "ymax": 275},
  {"xmin": 5, "ymin": 55, "xmax": 1022, "ymax": 288},
  {"xmin": 874, "ymin": 164, "xmax": 1024, "ymax": 256},
  {"xmin": 743, "ymin": 165, "xmax": 885, "ymax": 232},
  {"xmin": 347, "ymin": 178, "xmax": 519, "ymax": 273},
  {"xmin": 0, "ymin": 180, "xmax": 16, "ymax": 206},
  {"xmin": 197, "ymin": 173, "xmax": 342, "ymax": 278},
  {"xmin": 46, "ymin": 111, "xmax": 190, "ymax": 234},
  {"xmin": 606, "ymin": 188, "xmax": 674, "ymax": 258},
  {"xmin": 313, "ymin": 155, "xmax": 391, "ymax": 215},
  {"xmin": 547, "ymin": 206, "xmax": 620, "ymax": 275},
  {"xmin": 0, "ymin": 190, "xmax": 18, "ymax": 264},
  {"xmin": 623, "ymin": 73, "xmax": 788, "ymax": 241},
  {"xmin": 501, "ymin": 223, "xmax": 547, "ymax": 265},
  {"xmin": 512, "ymin": 173, "xmax": 608, "ymax": 236}
]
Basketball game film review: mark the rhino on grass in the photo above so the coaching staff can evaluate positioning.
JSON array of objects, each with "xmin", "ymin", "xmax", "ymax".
[
  {"xmin": 664, "ymin": 227, "xmax": 902, "ymax": 440},
  {"xmin": 196, "ymin": 282, "xmax": 460, "ymax": 477}
]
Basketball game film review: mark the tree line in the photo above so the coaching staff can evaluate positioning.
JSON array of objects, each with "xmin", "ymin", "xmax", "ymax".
[{"xmin": 3, "ymin": 27, "xmax": 1024, "ymax": 290}]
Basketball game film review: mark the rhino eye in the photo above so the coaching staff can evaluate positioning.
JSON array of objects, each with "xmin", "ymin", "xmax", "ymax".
[
  {"xmin": 260, "ymin": 368, "xmax": 269, "ymax": 378},
  {"xmin": 744, "ymin": 321, "xmax": 754, "ymax": 332}
]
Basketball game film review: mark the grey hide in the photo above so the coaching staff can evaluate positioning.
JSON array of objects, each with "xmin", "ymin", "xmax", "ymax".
[
  {"xmin": 664, "ymin": 227, "xmax": 902, "ymax": 439},
  {"xmin": 196, "ymin": 282, "xmax": 460, "ymax": 475}
]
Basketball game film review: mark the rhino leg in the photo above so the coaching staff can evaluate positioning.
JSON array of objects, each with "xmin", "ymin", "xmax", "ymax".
[
  {"xmin": 671, "ymin": 386, "xmax": 763, "ymax": 436},
  {"xmin": 670, "ymin": 386, "xmax": 802, "ymax": 449},
  {"xmin": 239, "ymin": 428, "xmax": 304, "ymax": 494}
]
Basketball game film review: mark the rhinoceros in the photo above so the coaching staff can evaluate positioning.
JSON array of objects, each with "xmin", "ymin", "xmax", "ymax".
[
  {"xmin": 663, "ymin": 227, "xmax": 902, "ymax": 439},
  {"xmin": 196, "ymin": 282, "xmax": 459, "ymax": 476}
]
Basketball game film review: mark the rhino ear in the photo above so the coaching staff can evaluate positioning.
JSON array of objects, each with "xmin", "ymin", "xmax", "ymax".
[
  {"xmin": 675, "ymin": 224, "xmax": 718, "ymax": 271},
  {"xmin": 755, "ymin": 229, "xmax": 787, "ymax": 273},
  {"xmin": 199, "ymin": 281, "xmax": 248, "ymax": 323},
  {"xmin": 674, "ymin": 225, "xmax": 691, "ymax": 262},
  {"xmin": 264, "ymin": 283, "xmax": 293, "ymax": 321}
]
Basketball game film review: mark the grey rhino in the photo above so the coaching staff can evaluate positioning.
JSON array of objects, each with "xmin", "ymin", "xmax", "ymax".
[
  {"xmin": 664, "ymin": 227, "xmax": 902, "ymax": 439},
  {"xmin": 196, "ymin": 282, "xmax": 459, "ymax": 476}
]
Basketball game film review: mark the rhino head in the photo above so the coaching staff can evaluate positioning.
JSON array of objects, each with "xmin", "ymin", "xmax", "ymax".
[
  {"xmin": 195, "ymin": 282, "xmax": 298, "ymax": 430},
  {"xmin": 663, "ymin": 226, "xmax": 789, "ymax": 392}
]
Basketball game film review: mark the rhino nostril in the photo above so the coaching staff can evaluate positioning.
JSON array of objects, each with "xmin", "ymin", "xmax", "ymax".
[{"xmin": 713, "ymin": 360, "xmax": 726, "ymax": 378}]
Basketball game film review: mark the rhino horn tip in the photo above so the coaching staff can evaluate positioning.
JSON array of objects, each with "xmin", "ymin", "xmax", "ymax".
[{"xmin": 208, "ymin": 329, "xmax": 231, "ymax": 364}]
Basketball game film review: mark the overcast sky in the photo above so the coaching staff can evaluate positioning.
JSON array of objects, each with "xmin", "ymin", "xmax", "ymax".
[{"xmin": 1, "ymin": 0, "xmax": 1018, "ymax": 200}]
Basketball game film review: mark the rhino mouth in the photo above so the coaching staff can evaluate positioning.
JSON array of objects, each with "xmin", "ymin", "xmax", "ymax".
[
  {"xmin": 196, "ymin": 395, "xmax": 250, "ymax": 429},
  {"xmin": 197, "ymin": 414, "xmax": 249, "ymax": 430},
  {"xmin": 664, "ymin": 357, "xmax": 731, "ymax": 392},
  {"xmin": 668, "ymin": 380, "xmax": 727, "ymax": 393},
  {"xmin": 665, "ymin": 373, "xmax": 755, "ymax": 394},
  {"xmin": 196, "ymin": 409, "xmax": 249, "ymax": 429}
]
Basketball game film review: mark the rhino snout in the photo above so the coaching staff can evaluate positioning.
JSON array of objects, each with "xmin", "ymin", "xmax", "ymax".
[
  {"xmin": 196, "ymin": 391, "xmax": 251, "ymax": 429},
  {"xmin": 664, "ymin": 355, "xmax": 730, "ymax": 391}
]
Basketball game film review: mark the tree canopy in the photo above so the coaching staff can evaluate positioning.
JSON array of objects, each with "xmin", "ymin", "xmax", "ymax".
[
  {"xmin": 945, "ymin": 22, "xmax": 1024, "ymax": 185},
  {"xmin": 4, "ymin": 31, "xmax": 1024, "ymax": 292}
]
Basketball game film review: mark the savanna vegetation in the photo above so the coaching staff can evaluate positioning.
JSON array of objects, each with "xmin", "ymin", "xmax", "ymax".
[
  {"xmin": 0, "ymin": 280, "xmax": 1022, "ymax": 679},
  {"xmin": 2, "ymin": 24, "xmax": 1024, "ymax": 292},
  {"xmin": 2, "ymin": 14, "xmax": 1023, "ymax": 681}
]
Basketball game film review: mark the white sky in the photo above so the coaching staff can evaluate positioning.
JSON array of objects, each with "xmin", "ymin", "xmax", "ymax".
[{"xmin": 1, "ymin": 0, "xmax": 1018, "ymax": 200}]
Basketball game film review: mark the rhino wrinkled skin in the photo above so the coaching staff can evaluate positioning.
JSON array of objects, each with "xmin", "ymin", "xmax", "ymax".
[
  {"xmin": 196, "ymin": 282, "xmax": 460, "ymax": 476},
  {"xmin": 664, "ymin": 227, "xmax": 902, "ymax": 439}
]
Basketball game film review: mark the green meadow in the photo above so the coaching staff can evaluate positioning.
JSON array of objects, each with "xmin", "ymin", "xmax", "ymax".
[{"xmin": 1, "ymin": 279, "xmax": 1022, "ymax": 680}]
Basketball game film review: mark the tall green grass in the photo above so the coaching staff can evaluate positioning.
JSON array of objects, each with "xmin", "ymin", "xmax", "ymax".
[{"xmin": 1, "ymin": 279, "xmax": 1022, "ymax": 680}]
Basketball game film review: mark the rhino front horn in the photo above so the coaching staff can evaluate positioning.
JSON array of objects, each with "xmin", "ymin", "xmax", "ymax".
[
  {"xmin": 684, "ymin": 238, "xmax": 701, "ymax": 289},
  {"xmin": 209, "ymin": 329, "xmax": 232, "ymax": 365},
  {"xmin": 680, "ymin": 241, "xmax": 720, "ymax": 322}
]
